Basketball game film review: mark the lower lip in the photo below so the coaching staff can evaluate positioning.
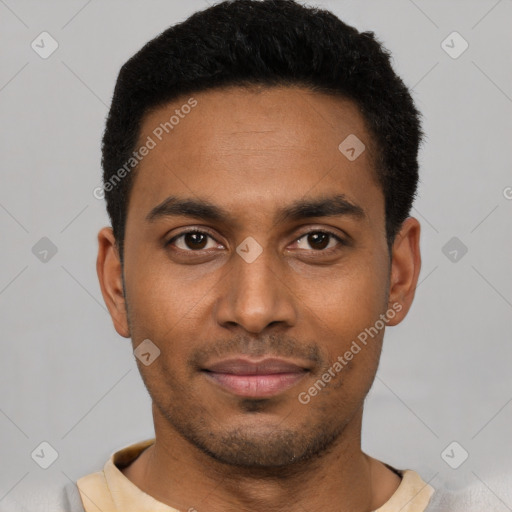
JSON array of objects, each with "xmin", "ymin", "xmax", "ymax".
[{"xmin": 202, "ymin": 371, "xmax": 307, "ymax": 398}]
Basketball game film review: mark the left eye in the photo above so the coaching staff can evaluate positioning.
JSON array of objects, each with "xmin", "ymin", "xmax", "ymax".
[{"xmin": 293, "ymin": 231, "xmax": 345, "ymax": 251}]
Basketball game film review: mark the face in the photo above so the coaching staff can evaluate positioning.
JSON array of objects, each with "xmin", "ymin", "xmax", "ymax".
[{"xmin": 97, "ymin": 85, "xmax": 421, "ymax": 468}]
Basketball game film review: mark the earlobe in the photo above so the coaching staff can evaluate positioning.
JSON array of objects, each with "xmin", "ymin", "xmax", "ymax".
[
  {"xmin": 96, "ymin": 226, "xmax": 131, "ymax": 338},
  {"xmin": 386, "ymin": 217, "xmax": 421, "ymax": 327}
]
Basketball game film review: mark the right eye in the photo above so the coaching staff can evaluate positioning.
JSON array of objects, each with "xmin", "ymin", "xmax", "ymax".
[{"xmin": 166, "ymin": 229, "xmax": 224, "ymax": 252}]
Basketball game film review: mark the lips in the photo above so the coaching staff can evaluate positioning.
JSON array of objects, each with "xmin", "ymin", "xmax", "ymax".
[
  {"xmin": 202, "ymin": 357, "xmax": 309, "ymax": 398},
  {"xmin": 205, "ymin": 358, "xmax": 307, "ymax": 375}
]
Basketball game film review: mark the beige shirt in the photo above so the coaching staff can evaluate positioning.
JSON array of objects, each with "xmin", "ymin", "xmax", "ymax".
[{"xmin": 77, "ymin": 438, "xmax": 435, "ymax": 512}]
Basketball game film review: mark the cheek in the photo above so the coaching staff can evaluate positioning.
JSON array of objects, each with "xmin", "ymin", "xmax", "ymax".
[
  {"xmin": 303, "ymin": 257, "xmax": 388, "ymax": 328},
  {"xmin": 125, "ymin": 259, "xmax": 212, "ymax": 336},
  {"xmin": 125, "ymin": 268, "xmax": 213, "ymax": 389},
  {"xmin": 296, "ymin": 258, "xmax": 388, "ymax": 380}
]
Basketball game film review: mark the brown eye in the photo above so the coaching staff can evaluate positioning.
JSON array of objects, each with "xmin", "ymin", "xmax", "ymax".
[
  {"xmin": 306, "ymin": 232, "xmax": 330, "ymax": 250},
  {"xmin": 294, "ymin": 230, "xmax": 346, "ymax": 252},
  {"xmin": 167, "ymin": 230, "xmax": 219, "ymax": 251},
  {"xmin": 183, "ymin": 232, "xmax": 208, "ymax": 250}
]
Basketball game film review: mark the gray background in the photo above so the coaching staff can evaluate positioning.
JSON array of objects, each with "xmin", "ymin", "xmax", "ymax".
[{"xmin": 1, "ymin": 0, "xmax": 511, "ymax": 508}]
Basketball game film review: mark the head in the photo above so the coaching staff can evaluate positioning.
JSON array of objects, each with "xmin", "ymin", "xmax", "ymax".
[{"xmin": 97, "ymin": 0, "xmax": 422, "ymax": 469}]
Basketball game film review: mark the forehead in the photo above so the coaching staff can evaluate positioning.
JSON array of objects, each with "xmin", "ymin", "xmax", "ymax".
[{"xmin": 127, "ymin": 85, "xmax": 383, "ymax": 230}]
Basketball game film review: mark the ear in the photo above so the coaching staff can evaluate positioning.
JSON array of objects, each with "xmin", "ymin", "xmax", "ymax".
[
  {"xmin": 386, "ymin": 217, "xmax": 421, "ymax": 326},
  {"xmin": 96, "ymin": 226, "xmax": 130, "ymax": 338}
]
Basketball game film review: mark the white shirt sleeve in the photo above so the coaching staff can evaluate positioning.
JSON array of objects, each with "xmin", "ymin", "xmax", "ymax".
[{"xmin": 0, "ymin": 481, "xmax": 85, "ymax": 512}]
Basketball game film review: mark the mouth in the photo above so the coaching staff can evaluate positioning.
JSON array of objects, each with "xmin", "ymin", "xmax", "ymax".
[{"xmin": 201, "ymin": 357, "xmax": 310, "ymax": 398}]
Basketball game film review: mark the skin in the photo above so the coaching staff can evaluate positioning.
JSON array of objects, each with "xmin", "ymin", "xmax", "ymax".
[{"xmin": 97, "ymin": 85, "xmax": 421, "ymax": 512}]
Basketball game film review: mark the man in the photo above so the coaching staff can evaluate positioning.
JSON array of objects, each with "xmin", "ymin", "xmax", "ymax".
[{"xmin": 78, "ymin": 0, "xmax": 444, "ymax": 510}]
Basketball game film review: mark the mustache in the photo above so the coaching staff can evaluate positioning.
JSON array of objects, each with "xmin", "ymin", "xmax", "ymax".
[{"xmin": 188, "ymin": 333, "xmax": 325, "ymax": 370}]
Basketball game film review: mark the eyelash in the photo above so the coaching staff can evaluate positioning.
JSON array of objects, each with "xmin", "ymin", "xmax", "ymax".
[{"xmin": 166, "ymin": 228, "xmax": 347, "ymax": 254}]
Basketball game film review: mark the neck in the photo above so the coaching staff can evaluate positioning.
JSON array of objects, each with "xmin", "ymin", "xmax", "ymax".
[{"xmin": 121, "ymin": 405, "xmax": 402, "ymax": 512}]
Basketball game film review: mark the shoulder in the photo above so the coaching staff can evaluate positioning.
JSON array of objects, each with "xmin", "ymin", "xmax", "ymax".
[
  {"xmin": 425, "ymin": 472, "xmax": 512, "ymax": 511},
  {"xmin": 0, "ymin": 480, "xmax": 84, "ymax": 512}
]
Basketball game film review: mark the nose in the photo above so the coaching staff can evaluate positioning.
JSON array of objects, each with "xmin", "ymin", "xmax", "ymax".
[{"xmin": 214, "ymin": 241, "xmax": 298, "ymax": 334}]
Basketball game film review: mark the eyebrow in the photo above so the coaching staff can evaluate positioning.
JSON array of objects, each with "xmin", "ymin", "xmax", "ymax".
[{"xmin": 145, "ymin": 194, "xmax": 366, "ymax": 225}]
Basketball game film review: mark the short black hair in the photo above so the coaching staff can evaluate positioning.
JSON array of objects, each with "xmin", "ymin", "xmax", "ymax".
[{"xmin": 101, "ymin": 0, "xmax": 423, "ymax": 265}]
